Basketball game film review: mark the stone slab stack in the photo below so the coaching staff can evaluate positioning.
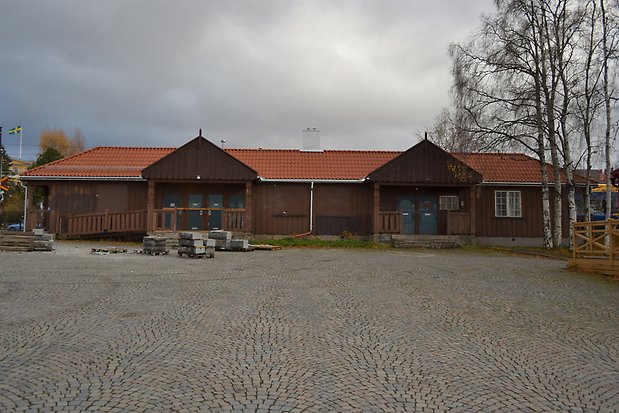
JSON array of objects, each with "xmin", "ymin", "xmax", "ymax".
[
  {"xmin": 33, "ymin": 229, "xmax": 54, "ymax": 251},
  {"xmin": 178, "ymin": 232, "xmax": 215, "ymax": 258},
  {"xmin": 143, "ymin": 236, "xmax": 168, "ymax": 255},
  {"xmin": 207, "ymin": 230, "xmax": 232, "ymax": 251}
]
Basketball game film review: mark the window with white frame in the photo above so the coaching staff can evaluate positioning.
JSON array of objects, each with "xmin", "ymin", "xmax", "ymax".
[
  {"xmin": 495, "ymin": 190, "xmax": 521, "ymax": 217},
  {"xmin": 439, "ymin": 195, "xmax": 459, "ymax": 211}
]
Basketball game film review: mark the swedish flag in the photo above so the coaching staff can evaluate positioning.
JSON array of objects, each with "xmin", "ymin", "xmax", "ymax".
[{"xmin": 9, "ymin": 126, "xmax": 22, "ymax": 135}]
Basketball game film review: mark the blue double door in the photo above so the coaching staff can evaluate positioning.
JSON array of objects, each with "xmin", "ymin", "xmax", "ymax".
[
  {"xmin": 396, "ymin": 195, "xmax": 438, "ymax": 235},
  {"xmin": 164, "ymin": 193, "xmax": 224, "ymax": 230}
]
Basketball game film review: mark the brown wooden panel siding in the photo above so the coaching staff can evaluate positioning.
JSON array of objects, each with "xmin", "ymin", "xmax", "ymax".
[
  {"xmin": 142, "ymin": 137, "xmax": 257, "ymax": 181},
  {"xmin": 369, "ymin": 139, "xmax": 482, "ymax": 184},
  {"xmin": 313, "ymin": 184, "xmax": 372, "ymax": 235},
  {"xmin": 476, "ymin": 186, "xmax": 544, "ymax": 237},
  {"xmin": 476, "ymin": 186, "xmax": 579, "ymax": 238},
  {"xmin": 252, "ymin": 183, "xmax": 310, "ymax": 235},
  {"xmin": 48, "ymin": 183, "xmax": 97, "ymax": 215},
  {"xmin": 36, "ymin": 181, "xmax": 147, "ymax": 217}
]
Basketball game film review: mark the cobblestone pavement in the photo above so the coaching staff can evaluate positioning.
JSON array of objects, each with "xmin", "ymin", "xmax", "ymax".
[{"xmin": 0, "ymin": 243, "xmax": 618, "ymax": 412}]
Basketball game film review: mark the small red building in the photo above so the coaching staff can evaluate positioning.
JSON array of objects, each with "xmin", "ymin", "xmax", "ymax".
[{"xmin": 21, "ymin": 134, "xmax": 585, "ymax": 246}]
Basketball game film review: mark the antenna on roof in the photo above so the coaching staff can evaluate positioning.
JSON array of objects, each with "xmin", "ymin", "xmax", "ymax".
[
  {"xmin": 199, "ymin": 128, "xmax": 203, "ymax": 137},
  {"xmin": 221, "ymin": 139, "xmax": 226, "ymax": 149},
  {"xmin": 424, "ymin": 131, "xmax": 428, "ymax": 140}
]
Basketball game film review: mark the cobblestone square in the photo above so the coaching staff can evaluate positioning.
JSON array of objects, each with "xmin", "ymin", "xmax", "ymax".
[{"xmin": 1, "ymin": 243, "xmax": 617, "ymax": 412}]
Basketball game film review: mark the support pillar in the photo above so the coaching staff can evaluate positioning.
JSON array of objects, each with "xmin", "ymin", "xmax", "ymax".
[
  {"xmin": 146, "ymin": 180, "xmax": 155, "ymax": 233},
  {"xmin": 373, "ymin": 183, "xmax": 380, "ymax": 236},
  {"xmin": 245, "ymin": 181, "xmax": 253, "ymax": 233},
  {"xmin": 469, "ymin": 185, "xmax": 477, "ymax": 236}
]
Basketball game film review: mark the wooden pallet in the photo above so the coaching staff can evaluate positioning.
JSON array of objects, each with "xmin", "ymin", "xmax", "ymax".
[
  {"xmin": 250, "ymin": 244, "xmax": 282, "ymax": 251},
  {"xmin": 0, "ymin": 232, "xmax": 35, "ymax": 252},
  {"xmin": 177, "ymin": 251, "xmax": 214, "ymax": 259}
]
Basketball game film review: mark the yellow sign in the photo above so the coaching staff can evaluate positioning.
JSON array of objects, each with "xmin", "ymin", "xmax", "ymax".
[
  {"xmin": 0, "ymin": 176, "xmax": 8, "ymax": 192},
  {"xmin": 592, "ymin": 184, "xmax": 618, "ymax": 193}
]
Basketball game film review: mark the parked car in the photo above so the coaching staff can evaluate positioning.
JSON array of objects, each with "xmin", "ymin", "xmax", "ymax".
[{"xmin": 5, "ymin": 223, "xmax": 23, "ymax": 231}]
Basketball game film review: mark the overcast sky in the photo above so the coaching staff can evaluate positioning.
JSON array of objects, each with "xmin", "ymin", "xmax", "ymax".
[{"xmin": 0, "ymin": 0, "xmax": 495, "ymax": 160}]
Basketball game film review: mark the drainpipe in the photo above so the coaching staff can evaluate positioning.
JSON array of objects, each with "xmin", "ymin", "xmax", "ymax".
[
  {"xmin": 22, "ymin": 183, "xmax": 28, "ymax": 232},
  {"xmin": 309, "ymin": 181, "xmax": 314, "ymax": 233},
  {"xmin": 294, "ymin": 181, "xmax": 315, "ymax": 238}
]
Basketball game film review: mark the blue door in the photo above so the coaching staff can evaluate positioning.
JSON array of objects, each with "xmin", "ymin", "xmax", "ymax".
[
  {"xmin": 163, "ymin": 193, "xmax": 181, "ymax": 229},
  {"xmin": 396, "ymin": 197, "xmax": 415, "ymax": 235},
  {"xmin": 419, "ymin": 195, "xmax": 438, "ymax": 235},
  {"xmin": 188, "ymin": 194, "xmax": 204, "ymax": 230},
  {"xmin": 208, "ymin": 194, "xmax": 224, "ymax": 230}
]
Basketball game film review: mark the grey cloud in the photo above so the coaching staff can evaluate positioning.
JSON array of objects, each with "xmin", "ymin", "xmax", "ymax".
[{"xmin": 0, "ymin": 0, "xmax": 495, "ymax": 160}]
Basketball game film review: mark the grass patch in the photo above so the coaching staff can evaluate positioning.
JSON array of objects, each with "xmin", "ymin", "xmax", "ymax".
[{"xmin": 252, "ymin": 237, "xmax": 389, "ymax": 249}]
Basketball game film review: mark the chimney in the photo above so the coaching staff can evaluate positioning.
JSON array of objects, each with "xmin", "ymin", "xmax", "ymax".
[{"xmin": 301, "ymin": 127, "xmax": 322, "ymax": 152}]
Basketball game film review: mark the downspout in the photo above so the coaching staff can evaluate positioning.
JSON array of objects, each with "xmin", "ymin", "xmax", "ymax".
[
  {"xmin": 309, "ymin": 181, "xmax": 314, "ymax": 233},
  {"xmin": 22, "ymin": 183, "xmax": 28, "ymax": 232},
  {"xmin": 293, "ymin": 181, "xmax": 314, "ymax": 238}
]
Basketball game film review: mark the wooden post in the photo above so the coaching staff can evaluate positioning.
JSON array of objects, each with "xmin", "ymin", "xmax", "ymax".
[
  {"xmin": 469, "ymin": 186, "xmax": 476, "ymax": 236},
  {"xmin": 373, "ymin": 183, "xmax": 380, "ymax": 235},
  {"xmin": 245, "ymin": 181, "xmax": 253, "ymax": 233},
  {"xmin": 146, "ymin": 180, "xmax": 155, "ymax": 233}
]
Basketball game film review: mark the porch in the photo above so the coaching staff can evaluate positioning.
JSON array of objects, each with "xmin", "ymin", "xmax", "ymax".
[{"xmin": 27, "ymin": 207, "xmax": 248, "ymax": 238}]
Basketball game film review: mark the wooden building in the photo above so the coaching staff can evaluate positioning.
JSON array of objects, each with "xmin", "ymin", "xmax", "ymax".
[{"xmin": 21, "ymin": 134, "xmax": 586, "ymax": 246}]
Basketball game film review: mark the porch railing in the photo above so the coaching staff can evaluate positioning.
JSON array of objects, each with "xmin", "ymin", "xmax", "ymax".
[
  {"xmin": 569, "ymin": 219, "xmax": 619, "ymax": 276},
  {"xmin": 153, "ymin": 208, "xmax": 246, "ymax": 232},
  {"xmin": 62, "ymin": 210, "xmax": 147, "ymax": 236},
  {"xmin": 378, "ymin": 211, "xmax": 401, "ymax": 234}
]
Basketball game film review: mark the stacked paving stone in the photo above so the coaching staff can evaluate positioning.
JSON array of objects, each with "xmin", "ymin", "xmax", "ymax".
[
  {"xmin": 33, "ymin": 229, "xmax": 54, "ymax": 251},
  {"xmin": 142, "ymin": 236, "xmax": 168, "ymax": 255},
  {"xmin": 178, "ymin": 232, "xmax": 215, "ymax": 258},
  {"xmin": 207, "ymin": 230, "xmax": 232, "ymax": 250}
]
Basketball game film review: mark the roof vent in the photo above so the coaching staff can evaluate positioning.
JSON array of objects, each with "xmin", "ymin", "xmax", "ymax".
[{"xmin": 301, "ymin": 128, "xmax": 322, "ymax": 152}]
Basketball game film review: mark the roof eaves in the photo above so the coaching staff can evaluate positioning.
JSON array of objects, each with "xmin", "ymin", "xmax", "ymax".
[
  {"xmin": 21, "ymin": 176, "xmax": 146, "ymax": 182},
  {"xmin": 257, "ymin": 177, "xmax": 368, "ymax": 183}
]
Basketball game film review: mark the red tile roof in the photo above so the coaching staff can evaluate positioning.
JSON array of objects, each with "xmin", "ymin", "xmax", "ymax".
[
  {"xmin": 23, "ymin": 147, "xmax": 175, "ymax": 178},
  {"xmin": 452, "ymin": 152, "xmax": 587, "ymax": 184},
  {"xmin": 22, "ymin": 145, "xmax": 585, "ymax": 184},
  {"xmin": 227, "ymin": 149, "xmax": 400, "ymax": 180}
]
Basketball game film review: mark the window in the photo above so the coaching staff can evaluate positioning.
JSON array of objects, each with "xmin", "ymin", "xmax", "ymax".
[
  {"xmin": 439, "ymin": 195, "xmax": 459, "ymax": 211},
  {"xmin": 495, "ymin": 190, "xmax": 521, "ymax": 217}
]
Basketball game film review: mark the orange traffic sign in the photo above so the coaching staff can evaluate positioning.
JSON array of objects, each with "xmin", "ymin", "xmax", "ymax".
[{"xmin": 0, "ymin": 176, "xmax": 8, "ymax": 192}]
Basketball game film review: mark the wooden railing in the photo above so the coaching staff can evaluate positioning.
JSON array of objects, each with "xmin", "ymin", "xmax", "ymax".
[
  {"xmin": 447, "ymin": 212, "xmax": 471, "ymax": 235},
  {"xmin": 153, "ymin": 208, "xmax": 246, "ymax": 232},
  {"xmin": 572, "ymin": 220, "xmax": 619, "ymax": 261},
  {"xmin": 62, "ymin": 210, "xmax": 147, "ymax": 236},
  {"xmin": 569, "ymin": 219, "xmax": 619, "ymax": 276},
  {"xmin": 379, "ymin": 211, "xmax": 401, "ymax": 234}
]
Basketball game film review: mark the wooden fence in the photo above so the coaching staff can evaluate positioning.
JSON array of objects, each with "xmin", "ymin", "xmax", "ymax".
[{"xmin": 569, "ymin": 219, "xmax": 619, "ymax": 276}]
